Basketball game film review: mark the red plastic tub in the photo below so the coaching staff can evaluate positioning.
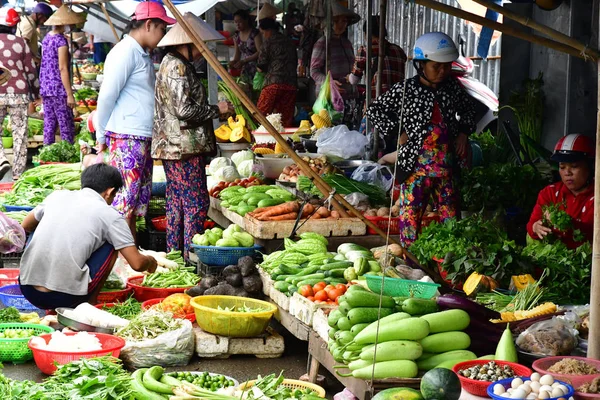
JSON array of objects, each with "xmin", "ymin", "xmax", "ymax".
[
  {"xmin": 453, "ymin": 360, "xmax": 532, "ymax": 397},
  {"xmin": 28, "ymin": 332, "xmax": 126, "ymax": 374},
  {"xmin": 141, "ymin": 298, "xmax": 196, "ymax": 323},
  {"xmin": 126, "ymin": 276, "xmax": 191, "ymax": 302},
  {"xmin": 532, "ymin": 356, "xmax": 600, "ymax": 390},
  {"xmin": 96, "ymin": 287, "xmax": 133, "ymax": 304},
  {"xmin": 151, "ymin": 216, "xmax": 167, "ymax": 232}
]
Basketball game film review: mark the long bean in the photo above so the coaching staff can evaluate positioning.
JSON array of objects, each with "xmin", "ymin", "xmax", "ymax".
[{"xmin": 141, "ymin": 269, "xmax": 200, "ymax": 288}]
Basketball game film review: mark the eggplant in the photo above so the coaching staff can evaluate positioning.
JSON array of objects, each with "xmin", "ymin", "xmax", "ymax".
[{"xmin": 437, "ymin": 293, "xmax": 501, "ymax": 320}]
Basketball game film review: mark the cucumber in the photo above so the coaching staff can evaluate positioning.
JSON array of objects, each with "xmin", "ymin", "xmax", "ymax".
[
  {"xmin": 296, "ymin": 278, "xmax": 326, "ymax": 287},
  {"xmin": 325, "ymin": 269, "xmax": 349, "ymax": 278},
  {"xmin": 420, "ymin": 309, "xmax": 470, "ymax": 333},
  {"xmin": 420, "ymin": 331, "xmax": 471, "ymax": 353},
  {"xmin": 346, "ymin": 307, "xmax": 395, "ymax": 325},
  {"xmin": 345, "ymin": 290, "xmax": 396, "ymax": 308},
  {"xmin": 325, "ymin": 278, "xmax": 347, "ymax": 285},
  {"xmin": 416, "ymin": 350, "xmax": 477, "ymax": 371},
  {"xmin": 343, "ymin": 360, "xmax": 419, "ymax": 379},
  {"xmin": 320, "ymin": 261, "xmax": 353, "ymax": 270},
  {"xmin": 273, "ymin": 281, "xmax": 291, "ymax": 292},
  {"xmin": 328, "ymin": 309, "xmax": 344, "ymax": 327},
  {"xmin": 359, "ymin": 340, "xmax": 423, "ymax": 362},
  {"xmin": 354, "ymin": 317, "xmax": 429, "ymax": 345},
  {"xmin": 402, "ymin": 298, "xmax": 439, "ymax": 315},
  {"xmin": 257, "ymin": 198, "xmax": 285, "ymax": 208}
]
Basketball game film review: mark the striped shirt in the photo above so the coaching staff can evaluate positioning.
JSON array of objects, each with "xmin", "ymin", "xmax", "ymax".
[
  {"xmin": 353, "ymin": 39, "xmax": 407, "ymax": 98},
  {"xmin": 310, "ymin": 35, "xmax": 355, "ymax": 97}
]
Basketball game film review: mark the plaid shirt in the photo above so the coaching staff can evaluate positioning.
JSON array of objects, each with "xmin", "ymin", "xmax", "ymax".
[{"xmin": 353, "ymin": 39, "xmax": 407, "ymax": 98}]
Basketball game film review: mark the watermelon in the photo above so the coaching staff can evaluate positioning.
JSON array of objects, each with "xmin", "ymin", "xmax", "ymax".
[
  {"xmin": 420, "ymin": 368, "xmax": 461, "ymax": 400},
  {"xmin": 373, "ymin": 388, "xmax": 424, "ymax": 400}
]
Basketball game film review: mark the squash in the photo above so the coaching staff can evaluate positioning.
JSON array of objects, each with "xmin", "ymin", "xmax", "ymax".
[
  {"xmin": 214, "ymin": 124, "xmax": 232, "ymax": 142},
  {"xmin": 463, "ymin": 272, "xmax": 498, "ymax": 297},
  {"xmin": 420, "ymin": 368, "xmax": 461, "ymax": 400},
  {"xmin": 509, "ymin": 274, "xmax": 536, "ymax": 291},
  {"xmin": 227, "ymin": 115, "xmax": 246, "ymax": 130},
  {"xmin": 230, "ymin": 126, "xmax": 250, "ymax": 142}
]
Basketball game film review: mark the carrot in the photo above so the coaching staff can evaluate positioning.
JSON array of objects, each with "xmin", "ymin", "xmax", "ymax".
[
  {"xmin": 256, "ymin": 201, "xmax": 299, "ymax": 219},
  {"xmin": 251, "ymin": 206, "xmax": 271, "ymax": 215},
  {"xmin": 266, "ymin": 212, "xmax": 298, "ymax": 221}
]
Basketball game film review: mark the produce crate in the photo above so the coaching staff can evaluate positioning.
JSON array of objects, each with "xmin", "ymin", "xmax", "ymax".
[
  {"xmin": 244, "ymin": 214, "xmax": 366, "ymax": 239},
  {"xmin": 312, "ymin": 308, "xmax": 331, "ymax": 343},
  {"xmin": 196, "ymin": 261, "xmax": 227, "ymax": 278},
  {"xmin": 269, "ymin": 287, "xmax": 290, "ymax": 311},
  {"xmin": 365, "ymin": 215, "xmax": 400, "ymax": 235},
  {"xmin": 147, "ymin": 229, "xmax": 167, "ymax": 252},
  {"xmin": 289, "ymin": 292, "xmax": 336, "ymax": 327},
  {"xmin": 258, "ymin": 268, "xmax": 274, "ymax": 297},
  {"xmin": 193, "ymin": 325, "xmax": 284, "ymax": 359},
  {"xmin": 220, "ymin": 207, "xmax": 246, "ymax": 228}
]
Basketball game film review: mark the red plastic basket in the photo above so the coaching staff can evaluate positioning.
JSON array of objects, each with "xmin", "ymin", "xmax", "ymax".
[
  {"xmin": 96, "ymin": 288, "xmax": 133, "ymax": 304},
  {"xmin": 365, "ymin": 215, "xmax": 400, "ymax": 235},
  {"xmin": 151, "ymin": 216, "xmax": 167, "ymax": 232},
  {"xmin": 141, "ymin": 298, "xmax": 196, "ymax": 323},
  {"xmin": 453, "ymin": 360, "xmax": 532, "ymax": 397},
  {"xmin": 0, "ymin": 182, "xmax": 13, "ymax": 193},
  {"xmin": 434, "ymin": 257, "xmax": 463, "ymax": 290},
  {"xmin": 126, "ymin": 276, "xmax": 191, "ymax": 302},
  {"xmin": 28, "ymin": 332, "xmax": 126, "ymax": 375},
  {"xmin": 0, "ymin": 269, "xmax": 19, "ymax": 287}
]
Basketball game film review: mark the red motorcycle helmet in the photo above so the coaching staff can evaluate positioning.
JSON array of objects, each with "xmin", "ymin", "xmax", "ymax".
[
  {"xmin": 551, "ymin": 134, "xmax": 595, "ymax": 163},
  {"xmin": 0, "ymin": 8, "xmax": 20, "ymax": 27}
]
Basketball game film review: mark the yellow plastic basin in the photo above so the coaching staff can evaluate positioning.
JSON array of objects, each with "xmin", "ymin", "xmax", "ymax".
[{"xmin": 191, "ymin": 295, "xmax": 277, "ymax": 337}]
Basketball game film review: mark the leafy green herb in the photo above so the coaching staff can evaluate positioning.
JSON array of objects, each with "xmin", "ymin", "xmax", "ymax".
[
  {"xmin": 217, "ymin": 304, "xmax": 267, "ymax": 313},
  {"xmin": 297, "ymin": 173, "xmax": 388, "ymax": 206},
  {"xmin": 116, "ymin": 310, "xmax": 183, "ymax": 340},
  {"xmin": 38, "ymin": 141, "xmax": 80, "ymax": 163},
  {"xmin": 100, "ymin": 297, "xmax": 142, "ymax": 320},
  {"xmin": 0, "ymin": 307, "xmax": 22, "ymax": 324},
  {"xmin": 74, "ymin": 88, "xmax": 98, "ymax": 102}
]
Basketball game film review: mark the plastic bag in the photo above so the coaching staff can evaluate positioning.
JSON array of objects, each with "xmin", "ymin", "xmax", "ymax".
[
  {"xmin": 516, "ymin": 318, "xmax": 578, "ymax": 356},
  {"xmin": 0, "ymin": 212, "xmax": 26, "ymax": 254},
  {"xmin": 330, "ymin": 78, "xmax": 344, "ymax": 113},
  {"xmin": 351, "ymin": 162, "xmax": 394, "ymax": 192},
  {"xmin": 253, "ymin": 71, "xmax": 265, "ymax": 91},
  {"xmin": 316, "ymin": 125, "xmax": 368, "ymax": 159},
  {"xmin": 120, "ymin": 319, "xmax": 194, "ymax": 368}
]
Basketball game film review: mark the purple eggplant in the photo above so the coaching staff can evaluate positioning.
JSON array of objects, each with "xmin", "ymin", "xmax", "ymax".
[{"xmin": 437, "ymin": 293, "xmax": 501, "ymax": 320}]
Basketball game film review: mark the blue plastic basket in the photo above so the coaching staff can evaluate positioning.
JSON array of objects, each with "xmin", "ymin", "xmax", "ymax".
[
  {"xmin": 0, "ymin": 285, "xmax": 40, "ymax": 311},
  {"xmin": 365, "ymin": 275, "xmax": 440, "ymax": 299},
  {"xmin": 487, "ymin": 377, "xmax": 574, "ymax": 400},
  {"xmin": 191, "ymin": 244, "xmax": 262, "ymax": 266},
  {"xmin": 3, "ymin": 205, "xmax": 34, "ymax": 212}
]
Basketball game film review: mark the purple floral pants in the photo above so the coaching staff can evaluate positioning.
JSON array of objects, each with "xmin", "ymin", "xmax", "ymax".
[
  {"xmin": 163, "ymin": 156, "xmax": 209, "ymax": 260},
  {"xmin": 42, "ymin": 96, "xmax": 75, "ymax": 145},
  {"xmin": 106, "ymin": 132, "xmax": 153, "ymax": 219}
]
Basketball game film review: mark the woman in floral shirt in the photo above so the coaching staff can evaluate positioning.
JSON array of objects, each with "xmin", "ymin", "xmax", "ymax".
[
  {"xmin": 153, "ymin": 13, "xmax": 233, "ymax": 260},
  {"xmin": 367, "ymin": 32, "xmax": 477, "ymax": 247}
]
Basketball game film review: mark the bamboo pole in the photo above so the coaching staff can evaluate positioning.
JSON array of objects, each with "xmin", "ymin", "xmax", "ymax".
[
  {"xmin": 587, "ymin": 57, "xmax": 600, "ymax": 359},
  {"xmin": 161, "ymin": 0, "xmax": 442, "ymax": 283},
  {"xmin": 375, "ymin": 0, "xmax": 386, "ymax": 99},
  {"xmin": 470, "ymin": 0, "xmax": 600, "ymax": 60},
  {"xmin": 414, "ymin": 0, "xmax": 595, "ymax": 61},
  {"xmin": 100, "ymin": 3, "xmax": 120, "ymax": 42}
]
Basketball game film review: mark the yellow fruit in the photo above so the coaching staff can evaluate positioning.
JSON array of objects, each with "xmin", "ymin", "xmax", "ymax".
[
  {"xmin": 274, "ymin": 142, "xmax": 285, "ymax": 154},
  {"xmin": 311, "ymin": 114, "xmax": 328, "ymax": 129},
  {"xmin": 254, "ymin": 148, "xmax": 275, "ymax": 155},
  {"xmin": 318, "ymin": 109, "xmax": 332, "ymax": 126},
  {"xmin": 215, "ymin": 124, "xmax": 232, "ymax": 142}
]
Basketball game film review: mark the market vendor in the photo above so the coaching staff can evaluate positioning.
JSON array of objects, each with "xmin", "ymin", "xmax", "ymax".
[
  {"xmin": 310, "ymin": 2, "xmax": 360, "ymax": 128},
  {"xmin": 96, "ymin": 1, "xmax": 175, "ymax": 239},
  {"xmin": 19, "ymin": 164, "xmax": 158, "ymax": 310},
  {"xmin": 527, "ymin": 134, "xmax": 595, "ymax": 249},
  {"xmin": 367, "ymin": 32, "xmax": 477, "ymax": 247},
  {"xmin": 16, "ymin": 3, "xmax": 54, "ymax": 65},
  {"xmin": 256, "ymin": 18, "xmax": 298, "ymax": 127},
  {"xmin": 152, "ymin": 13, "xmax": 233, "ymax": 261},
  {"xmin": 230, "ymin": 10, "xmax": 262, "ymax": 85}
]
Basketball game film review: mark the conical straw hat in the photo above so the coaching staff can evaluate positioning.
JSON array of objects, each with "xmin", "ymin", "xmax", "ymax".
[
  {"xmin": 158, "ymin": 12, "xmax": 224, "ymax": 47},
  {"xmin": 331, "ymin": 1, "xmax": 360, "ymax": 25},
  {"xmin": 0, "ymin": 66, "xmax": 10, "ymax": 86},
  {"xmin": 45, "ymin": 5, "xmax": 86, "ymax": 26},
  {"xmin": 250, "ymin": 3, "xmax": 282, "ymax": 20}
]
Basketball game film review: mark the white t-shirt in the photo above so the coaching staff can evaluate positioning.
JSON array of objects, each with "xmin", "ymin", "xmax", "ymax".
[{"xmin": 19, "ymin": 188, "xmax": 135, "ymax": 296}]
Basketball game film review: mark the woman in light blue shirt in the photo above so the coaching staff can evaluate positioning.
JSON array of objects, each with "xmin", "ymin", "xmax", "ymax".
[{"xmin": 96, "ymin": 1, "xmax": 175, "ymax": 238}]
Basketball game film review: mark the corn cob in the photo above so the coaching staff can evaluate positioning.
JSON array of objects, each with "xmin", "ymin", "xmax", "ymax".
[
  {"xmin": 319, "ymin": 109, "xmax": 332, "ymax": 126},
  {"xmin": 311, "ymin": 114, "xmax": 328, "ymax": 129},
  {"xmin": 253, "ymin": 148, "xmax": 275, "ymax": 155},
  {"xmin": 299, "ymin": 120, "xmax": 311, "ymax": 130}
]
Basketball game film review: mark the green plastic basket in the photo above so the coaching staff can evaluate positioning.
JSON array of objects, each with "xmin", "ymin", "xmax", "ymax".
[
  {"xmin": 365, "ymin": 275, "xmax": 440, "ymax": 299},
  {"xmin": 0, "ymin": 323, "xmax": 55, "ymax": 363}
]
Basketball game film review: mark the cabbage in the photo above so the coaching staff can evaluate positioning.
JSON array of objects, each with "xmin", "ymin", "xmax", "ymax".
[
  {"xmin": 209, "ymin": 157, "xmax": 233, "ymax": 175},
  {"xmin": 231, "ymin": 150, "xmax": 254, "ymax": 167},
  {"xmin": 214, "ymin": 166, "xmax": 239, "ymax": 182},
  {"xmin": 237, "ymin": 159, "xmax": 254, "ymax": 178}
]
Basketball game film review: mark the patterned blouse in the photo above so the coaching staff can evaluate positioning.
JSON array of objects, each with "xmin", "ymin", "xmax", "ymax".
[
  {"xmin": 257, "ymin": 31, "xmax": 297, "ymax": 87},
  {"xmin": 233, "ymin": 28, "xmax": 260, "ymax": 79},
  {"xmin": 40, "ymin": 33, "xmax": 68, "ymax": 98},
  {"xmin": 366, "ymin": 76, "xmax": 477, "ymax": 175},
  {"xmin": 310, "ymin": 35, "xmax": 355, "ymax": 98},
  {"xmin": 0, "ymin": 34, "xmax": 39, "ymax": 98},
  {"xmin": 152, "ymin": 52, "xmax": 219, "ymax": 161}
]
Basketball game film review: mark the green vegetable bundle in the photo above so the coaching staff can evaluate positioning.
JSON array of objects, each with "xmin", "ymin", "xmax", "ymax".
[
  {"xmin": 218, "ymin": 81, "xmax": 257, "ymax": 130},
  {"xmin": 297, "ymin": 174, "xmax": 387, "ymax": 206},
  {"xmin": 0, "ymin": 307, "xmax": 22, "ymax": 324},
  {"xmin": 141, "ymin": 268, "xmax": 200, "ymax": 288},
  {"xmin": 38, "ymin": 141, "xmax": 80, "ymax": 163},
  {"xmin": 116, "ymin": 310, "xmax": 183, "ymax": 340},
  {"xmin": 100, "ymin": 297, "xmax": 142, "ymax": 320}
]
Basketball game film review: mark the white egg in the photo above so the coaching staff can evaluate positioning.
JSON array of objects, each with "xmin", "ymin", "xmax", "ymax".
[
  {"xmin": 511, "ymin": 388, "xmax": 527, "ymax": 398},
  {"xmin": 508, "ymin": 388, "xmax": 514, "ymax": 394},
  {"xmin": 540, "ymin": 385, "xmax": 554, "ymax": 394},
  {"xmin": 520, "ymin": 384, "xmax": 532, "ymax": 395},
  {"xmin": 500, "ymin": 393, "xmax": 511, "ymax": 398},
  {"xmin": 538, "ymin": 390, "xmax": 551, "ymax": 399},
  {"xmin": 526, "ymin": 394, "xmax": 537, "ymax": 400},
  {"xmin": 531, "ymin": 373, "xmax": 541, "ymax": 382},
  {"xmin": 551, "ymin": 387, "xmax": 565, "ymax": 398},
  {"xmin": 494, "ymin": 384, "xmax": 507, "ymax": 394},
  {"xmin": 530, "ymin": 381, "xmax": 542, "ymax": 393},
  {"xmin": 557, "ymin": 385, "xmax": 569, "ymax": 395},
  {"xmin": 512, "ymin": 378, "xmax": 524, "ymax": 389},
  {"xmin": 540, "ymin": 375, "xmax": 555, "ymax": 386}
]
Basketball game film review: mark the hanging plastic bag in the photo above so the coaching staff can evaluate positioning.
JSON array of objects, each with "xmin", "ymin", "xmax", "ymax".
[
  {"xmin": 316, "ymin": 125, "xmax": 368, "ymax": 159},
  {"xmin": 253, "ymin": 71, "xmax": 266, "ymax": 91},
  {"xmin": 313, "ymin": 72, "xmax": 333, "ymax": 115},
  {"xmin": 330, "ymin": 78, "xmax": 345, "ymax": 113},
  {"xmin": 351, "ymin": 162, "xmax": 394, "ymax": 192},
  {"xmin": 0, "ymin": 212, "xmax": 26, "ymax": 254},
  {"xmin": 120, "ymin": 318, "xmax": 195, "ymax": 368}
]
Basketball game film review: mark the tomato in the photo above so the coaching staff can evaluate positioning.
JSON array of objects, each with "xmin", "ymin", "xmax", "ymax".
[
  {"xmin": 313, "ymin": 282, "xmax": 327, "ymax": 292},
  {"xmin": 215, "ymin": 182, "xmax": 226, "ymax": 190},
  {"xmin": 335, "ymin": 284, "xmax": 347, "ymax": 293},
  {"xmin": 299, "ymin": 285, "xmax": 314, "ymax": 297},
  {"xmin": 325, "ymin": 284, "xmax": 335, "ymax": 291},
  {"xmin": 248, "ymin": 176, "xmax": 257, "ymax": 182},
  {"xmin": 314, "ymin": 290, "xmax": 328, "ymax": 302},
  {"xmin": 327, "ymin": 289, "xmax": 343, "ymax": 301},
  {"xmin": 234, "ymin": 179, "xmax": 242, "ymax": 184},
  {"xmin": 306, "ymin": 296, "xmax": 315, "ymax": 302},
  {"xmin": 212, "ymin": 190, "xmax": 221, "ymax": 198}
]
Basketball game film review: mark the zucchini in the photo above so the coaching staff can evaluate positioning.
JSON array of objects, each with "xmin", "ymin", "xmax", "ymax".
[
  {"xmin": 354, "ymin": 317, "xmax": 429, "ymax": 345},
  {"xmin": 273, "ymin": 281, "xmax": 291, "ymax": 292},
  {"xmin": 296, "ymin": 278, "xmax": 326, "ymax": 287},
  {"xmin": 420, "ymin": 331, "xmax": 471, "ymax": 353},
  {"xmin": 346, "ymin": 307, "xmax": 394, "ymax": 325},
  {"xmin": 402, "ymin": 298, "xmax": 439, "ymax": 315},
  {"xmin": 320, "ymin": 261, "xmax": 353, "ymax": 270},
  {"xmin": 345, "ymin": 290, "xmax": 396, "ymax": 308},
  {"xmin": 257, "ymin": 198, "xmax": 285, "ymax": 208}
]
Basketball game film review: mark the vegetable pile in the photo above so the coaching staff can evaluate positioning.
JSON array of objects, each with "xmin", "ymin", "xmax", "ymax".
[
  {"xmin": 37, "ymin": 141, "xmax": 80, "ymax": 163},
  {"xmin": 141, "ymin": 268, "xmax": 200, "ymax": 288},
  {"xmin": 99, "ymin": 297, "xmax": 142, "ymax": 320},
  {"xmin": 192, "ymin": 224, "xmax": 255, "ymax": 248},
  {"xmin": 299, "ymin": 281, "xmax": 347, "ymax": 304},
  {"xmin": 0, "ymin": 307, "xmax": 40, "ymax": 324},
  {"xmin": 247, "ymin": 201, "xmax": 337, "ymax": 221},
  {"xmin": 278, "ymin": 155, "xmax": 335, "ymax": 183},
  {"xmin": 218, "ymin": 184, "xmax": 296, "ymax": 217},
  {"xmin": 116, "ymin": 310, "xmax": 183, "ymax": 341},
  {"xmin": 186, "ymin": 255, "xmax": 263, "ymax": 297},
  {"xmin": 168, "ymin": 371, "xmax": 236, "ymax": 391},
  {"xmin": 209, "ymin": 177, "xmax": 263, "ymax": 198},
  {"xmin": 30, "ymin": 331, "xmax": 103, "ymax": 352},
  {"xmin": 0, "ymin": 328, "xmax": 36, "ymax": 339},
  {"xmin": 297, "ymin": 174, "xmax": 387, "ymax": 206}
]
